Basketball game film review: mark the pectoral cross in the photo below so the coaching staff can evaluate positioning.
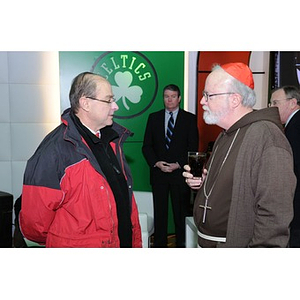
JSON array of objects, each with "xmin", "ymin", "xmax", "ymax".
[{"xmin": 199, "ymin": 197, "xmax": 212, "ymax": 223}]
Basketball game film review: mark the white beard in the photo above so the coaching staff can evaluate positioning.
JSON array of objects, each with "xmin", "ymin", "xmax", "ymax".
[
  {"xmin": 203, "ymin": 110, "xmax": 217, "ymax": 124},
  {"xmin": 202, "ymin": 105, "xmax": 230, "ymax": 125}
]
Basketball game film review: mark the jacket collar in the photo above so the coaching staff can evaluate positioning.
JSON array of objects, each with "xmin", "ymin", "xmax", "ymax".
[{"xmin": 61, "ymin": 108, "xmax": 133, "ymax": 144}]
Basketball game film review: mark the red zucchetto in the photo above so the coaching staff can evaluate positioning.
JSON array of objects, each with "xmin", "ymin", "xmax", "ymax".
[{"xmin": 221, "ymin": 62, "xmax": 254, "ymax": 90}]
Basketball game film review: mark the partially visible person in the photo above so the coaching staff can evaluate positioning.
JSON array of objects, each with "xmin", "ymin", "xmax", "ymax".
[
  {"xmin": 270, "ymin": 86, "xmax": 300, "ymax": 247},
  {"xmin": 183, "ymin": 62, "xmax": 296, "ymax": 247},
  {"xmin": 142, "ymin": 84, "xmax": 199, "ymax": 247},
  {"xmin": 20, "ymin": 72, "xmax": 142, "ymax": 248}
]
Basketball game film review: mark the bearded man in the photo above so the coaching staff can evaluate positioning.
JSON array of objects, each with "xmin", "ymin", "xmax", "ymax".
[{"xmin": 183, "ymin": 62, "xmax": 296, "ymax": 248}]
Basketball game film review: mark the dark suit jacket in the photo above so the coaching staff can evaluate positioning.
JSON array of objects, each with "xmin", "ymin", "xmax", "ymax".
[
  {"xmin": 285, "ymin": 110, "xmax": 300, "ymax": 228},
  {"xmin": 142, "ymin": 108, "xmax": 199, "ymax": 184}
]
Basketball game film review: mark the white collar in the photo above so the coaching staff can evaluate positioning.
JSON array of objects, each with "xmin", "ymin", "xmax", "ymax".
[
  {"xmin": 82, "ymin": 122, "xmax": 100, "ymax": 137},
  {"xmin": 285, "ymin": 109, "xmax": 300, "ymax": 127}
]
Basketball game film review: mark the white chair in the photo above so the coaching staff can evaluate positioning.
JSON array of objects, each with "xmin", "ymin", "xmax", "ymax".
[
  {"xmin": 133, "ymin": 191, "xmax": 154, "ymax": 248},
  {"xmin": 185, "ymin": 216, "xmax": 198, "ymax": 248},
  {"xmin": 24, "ymin": 238, "xmax": 45, "ymax": 247}
]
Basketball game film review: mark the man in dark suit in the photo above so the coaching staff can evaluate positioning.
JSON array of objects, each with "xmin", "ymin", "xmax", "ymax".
[
  {"xmin": 142, "ymin": 84, "xmax": 199, "ymax": 247},
  {"xmin": 270, "ymin": 86, "xmax": 300, "ymax": 247}
]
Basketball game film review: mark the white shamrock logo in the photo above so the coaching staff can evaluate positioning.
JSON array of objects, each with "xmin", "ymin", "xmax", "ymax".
[{"xmin": 112, "ymin": 71, "xmax": 143, "ymax": 110}]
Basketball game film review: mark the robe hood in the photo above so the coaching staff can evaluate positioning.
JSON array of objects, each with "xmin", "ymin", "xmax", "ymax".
[{"xmin": 227, "ymin": 107, "xmax": 283, "ymax": 134}]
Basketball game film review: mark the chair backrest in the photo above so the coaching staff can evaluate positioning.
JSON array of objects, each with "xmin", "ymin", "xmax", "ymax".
[
  {"xmin": 133, "ymin": 191, "xmax": 153, "ymax": 215},
  {"xmin": 133, "ymin": 191, "xmax": 154, "ymax": 233}
]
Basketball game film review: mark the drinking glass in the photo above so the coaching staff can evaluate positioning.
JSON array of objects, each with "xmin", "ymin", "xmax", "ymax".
[{"xmin": 188, "ymin": 152, "xmax": 207, "ymax": 178}]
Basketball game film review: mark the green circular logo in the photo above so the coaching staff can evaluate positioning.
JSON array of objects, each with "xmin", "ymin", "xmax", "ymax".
[{"xmin": 91, "ymin": 51, "xmax": 158, "ymax": 119}]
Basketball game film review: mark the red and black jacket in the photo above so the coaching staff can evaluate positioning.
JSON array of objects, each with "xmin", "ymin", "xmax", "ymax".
[{"xmin": 20, "ymin": 109, "xmax": 142, "ymax": 247}]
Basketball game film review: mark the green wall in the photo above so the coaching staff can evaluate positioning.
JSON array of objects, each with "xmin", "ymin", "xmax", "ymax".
[{"xmin": 59, "ymin": 51, "xmax": 185, "ymax": 233}]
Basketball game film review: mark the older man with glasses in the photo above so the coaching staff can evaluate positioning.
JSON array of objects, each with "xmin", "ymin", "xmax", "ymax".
[
  {"xmin": 20, "ymin": 72, "xmax": 142, "ymax": 248},
  {"xmin": 183, "ymin": 62, "xmax": 296, "ymax": 248},
  {"xmin": 270, "ymin": 86, "xmax": 300, "ymax": 247}
]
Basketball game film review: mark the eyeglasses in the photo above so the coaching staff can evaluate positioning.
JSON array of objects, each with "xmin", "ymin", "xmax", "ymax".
[
  {"xmin": 86, "ymin": 96, "xmax": 116, "ymax": 104},
  {"xmin": 268, "ymin": 98, "xmax": 292, "ymax": 107},
  {"xmin": 202, "ymin": 91, "xmax": 235, "ymax": 102}
]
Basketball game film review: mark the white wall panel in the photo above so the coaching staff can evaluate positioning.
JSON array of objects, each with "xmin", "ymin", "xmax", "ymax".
[
  {"xmin": 0, "ymin": 52, "xmax": 8, "ymax": 83},
  {"xmin": 250, "ymin": 52, "xmax": 270, "ymax": 109},
  {"xmin": 0, "ymin": 84, "xmax": 10, "ymax": 122},
  {"xmin": 8, "ymin": 52, "xmax": 59, "ymax": 84},
  {"xmin": 11, "ymin": 123, "xmax": 58, "ymax": 161},
  {"xmin": 9, "ymin": 84, "xmax": 60, "ymax": 123},
  {"xmin": 0, "ymin": 51, "xmax": 60, "ymax": 203},
  {"xmin": 0, "ymin": 123, "xmax": 11, "ymax": 160},
  {"xmin": 0, "ymin": 161, "xmax": 12, "ymax": 193}
]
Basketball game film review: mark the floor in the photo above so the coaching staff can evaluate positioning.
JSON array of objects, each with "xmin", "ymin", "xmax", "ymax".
[
  {"xmin": 167, "ymin": 234, "xmax": 176, "ymax": 248},
  {"xmin": 149, "ymin": 234, "xmax": 176, "ymax": 248}
]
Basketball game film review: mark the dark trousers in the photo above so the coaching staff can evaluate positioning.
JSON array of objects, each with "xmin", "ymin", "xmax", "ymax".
[
  {"xmin": 289, "ymin": 228, "xmax": 300, "ymax": 247},
  {"xmin": 152, "ymin": 182, "xmax": 190, "ymax": 247}
]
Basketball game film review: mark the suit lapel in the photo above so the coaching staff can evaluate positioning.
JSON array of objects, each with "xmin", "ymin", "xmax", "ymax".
[{"xmin": 285, "ymin": 110, "xmax": 300, "ymax": 133}]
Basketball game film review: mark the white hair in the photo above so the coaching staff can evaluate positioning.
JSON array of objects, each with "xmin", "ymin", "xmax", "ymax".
[{"xmin": 212, "ymin": 65, "xmax": 256, "ymax": 108}]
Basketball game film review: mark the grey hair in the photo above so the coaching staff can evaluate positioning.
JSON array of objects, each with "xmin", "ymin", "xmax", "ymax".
[
  {"xmin": 69, "ymin": 72, "xmax": 106, "ymax": 113},
  {"xmin": 212, "ymin": 64, "xmax": 256, "ymax": 108},
  {"xmin": 272, "ymin": 85, "xmax": 300, "ymax": 105}
]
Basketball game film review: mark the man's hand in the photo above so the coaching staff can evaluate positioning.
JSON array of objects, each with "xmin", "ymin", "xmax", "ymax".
[
  {"xmin": 182, "ymin": 164, "xmax": 207, "ymax": 190},
  {"xmin": 155, "ymin": 161, "xmax": 180, "ymax": 173}
]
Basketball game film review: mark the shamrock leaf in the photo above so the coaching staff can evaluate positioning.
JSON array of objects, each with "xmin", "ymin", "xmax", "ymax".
[{"xmin": 112, "ymin": 71, "xmax": 143, "ymax": 110}]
